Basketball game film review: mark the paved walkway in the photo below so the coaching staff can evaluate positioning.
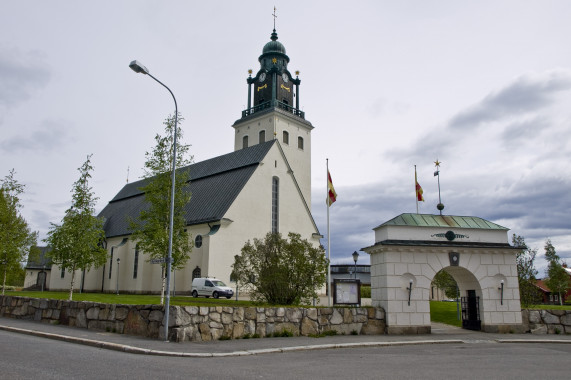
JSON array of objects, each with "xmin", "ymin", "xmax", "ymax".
[{"xmin": 1, "ymin": 317, "xmax": 569, "ymax": 357}]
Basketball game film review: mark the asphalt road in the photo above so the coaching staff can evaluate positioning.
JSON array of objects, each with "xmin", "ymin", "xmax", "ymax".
[{"xmin": 2, "ymin": 329, "xmax": 570, "ymax": 379}]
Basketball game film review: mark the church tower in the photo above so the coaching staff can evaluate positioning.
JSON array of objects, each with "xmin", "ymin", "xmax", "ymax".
[{"xmin": 232, "ymin": 28, "xmax": 314, "ymax": 207}]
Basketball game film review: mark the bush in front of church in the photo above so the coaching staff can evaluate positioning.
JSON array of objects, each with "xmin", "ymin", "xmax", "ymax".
[{"xmin": 231, "ymin": 232, "xmax": 328, "ymax": 305}]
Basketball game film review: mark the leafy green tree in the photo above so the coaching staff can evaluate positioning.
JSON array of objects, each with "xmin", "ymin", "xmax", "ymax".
[
  {"xmin": 431, "ymin": 270, "xmax": 458, "ymax": 299},
  {"xmin": 511, "ymin": 234, "xmax": 542, "ymax": 307},
  {"xmin": 45, "ymin": 155, "xmax": 107, "ymax": 300},
  {"xmin": 544, "ymin": 239, "xmax": 569, "ymax": 305},
  {"xmin": 129, "ymin": 114, "xmax": 193, "ymax": 304},
  {"xmin": 232, "ymin": 232, "xmax": 328, "ymax": 305},
  {"xmin": 0, "ymin": 170, "xmax": 37, "ymax": 294}
]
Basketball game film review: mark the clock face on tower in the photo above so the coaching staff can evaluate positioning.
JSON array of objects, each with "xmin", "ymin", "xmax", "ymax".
[
  {"xmin": 282, "ymin": 73, "xmax": 289, "ymax": 83},
  {"xmin": 259, "ymin": 72, "xmax": 266, "ymax": 82}
]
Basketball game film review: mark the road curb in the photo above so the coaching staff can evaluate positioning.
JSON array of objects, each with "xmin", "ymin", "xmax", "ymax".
[
  {"xmin": 3, "ymin": 324, "xmax": 570, "ymax": 357},
  {"xmin": 1, "ymin": 324, "xmax": 465, "ymax": 357}
]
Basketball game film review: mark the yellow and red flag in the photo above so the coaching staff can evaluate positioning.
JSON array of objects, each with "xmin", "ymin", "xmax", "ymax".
[
  {"xmin": 415, "ymin": 170, "xmax": 424, "ymax": 202},
  {"xmin": 327, "ymin": 170, "xmax": 337, "ymax": 206}
]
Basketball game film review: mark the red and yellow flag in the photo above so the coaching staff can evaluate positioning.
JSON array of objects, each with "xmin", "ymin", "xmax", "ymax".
[
  {"xmin": 327, "ymin": 170, "xmax": 337, "ymax": 206},
  {"xmin": 415, "ymin": 170, "xmax": 424, "ymax": 202}
]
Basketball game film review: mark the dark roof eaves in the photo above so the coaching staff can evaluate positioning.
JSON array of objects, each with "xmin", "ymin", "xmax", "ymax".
[{"xmin": 361, "ymin": 239, "xmax": 516, "ymax": 251}]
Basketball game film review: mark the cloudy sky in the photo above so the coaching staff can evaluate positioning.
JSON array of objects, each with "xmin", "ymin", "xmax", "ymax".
[{"xmin": 1, "ymin": 1, "xmax": 570, "ymax": 276}]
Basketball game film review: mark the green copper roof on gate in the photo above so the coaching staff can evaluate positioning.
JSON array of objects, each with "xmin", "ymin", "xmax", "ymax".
[{"xmin": 375, "ymin": 213, "xmax": 508, "ymax": 230}]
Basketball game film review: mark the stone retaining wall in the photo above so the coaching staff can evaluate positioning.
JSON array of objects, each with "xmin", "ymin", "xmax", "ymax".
[
  {"xmin": 521, "ymin": 309, "xmax": 571, "ymax": 334},
  {"xmin": 0, "ymin": 296, "xmax": 386, "ymax": 342}
]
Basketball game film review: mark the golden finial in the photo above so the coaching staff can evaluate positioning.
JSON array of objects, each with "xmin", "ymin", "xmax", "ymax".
[
  {"xmin": 295, "ymin": 70, "xmax": 300, "ymax": 76},
  {"xmin": 248, "ymin": 69, "xmax": 253, "ymax": 75},
  {"xmin": 434, "ymin": 159, "xmax": 441, "ymax": 167}
]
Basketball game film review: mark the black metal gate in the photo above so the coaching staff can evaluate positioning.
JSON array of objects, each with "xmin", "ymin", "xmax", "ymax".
[{"xmin": 461, "ymin": 290, "xmax": 481, "ymax": 331}]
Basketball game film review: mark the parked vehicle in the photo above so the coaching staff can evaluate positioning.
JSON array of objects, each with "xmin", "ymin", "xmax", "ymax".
[{"xmin": 191, "ymin": 278, "xmax": 234, "ymax": 299}]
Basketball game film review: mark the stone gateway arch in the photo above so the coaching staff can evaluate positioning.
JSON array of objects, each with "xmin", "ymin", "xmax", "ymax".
[{"xmin": 362, "ymin": 214, "xmax": 524, "ymax": 334}]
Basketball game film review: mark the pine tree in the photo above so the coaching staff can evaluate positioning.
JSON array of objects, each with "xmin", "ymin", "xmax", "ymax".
[
  {"xmin": 0, "ymin": 170, "xmax": 37, "ymax": 294},
  {"xmin": 129, "ymin": 114, "xmax": 193, "ymax": 304},
  {"xmin": 45, "ymin": 155, "xmax": 107, "ymax": 300}
]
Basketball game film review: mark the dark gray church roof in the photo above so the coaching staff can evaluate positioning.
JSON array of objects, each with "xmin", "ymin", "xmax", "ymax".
[{"xmin": 98, "ymin": 140, "xmax": 276, "ymax": 238}]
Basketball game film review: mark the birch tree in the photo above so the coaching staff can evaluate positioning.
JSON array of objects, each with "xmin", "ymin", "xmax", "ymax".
[
  {"xmin": 45, "ymin": 155, "xmax": 107, "ymax": 300},
  {"xmin": 0, "ymin": 170, "xmax": 37, "ymax": 294},
  {"xmin": 129, "ymin": 114, "xmax": 193, "ymax": 304}
]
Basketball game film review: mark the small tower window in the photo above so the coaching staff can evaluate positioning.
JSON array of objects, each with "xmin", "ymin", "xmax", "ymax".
[
  {"xmin": 243, "ymin": 135, "xmax": 249, "ymax": 149},
  {"xmin": 259, "ymin": 130, "xmax": 266, "ymax": 144},
  {"xmin": 283, "ymin": 131, "xmax": 289, "ymax": 145},
  {"xmin": 298, "ymin": 136, "xmax": 304, "ymax": 150}
]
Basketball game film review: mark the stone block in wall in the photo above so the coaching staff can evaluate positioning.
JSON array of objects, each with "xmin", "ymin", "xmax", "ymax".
[
  {"xmin": 276, "ymin": 308, "xmax": 285, "ymax": 317},
  {"xmin": 233, "ymin": 307, "xmax": 244, "ymax": 321},
  {"xmin": 561, "ymin": 312, "xmax": 571, "ymax": 326},
  {"xmin": 343, "ymin": 309, "xmax": 353, "ymax": 324},
  {"xmin": 209, "ymin": 320, "xmax": 223, "ymax": 329},
  {"xmin": 329, "ymin": 309, "xmax": 343, "ymax": 325},
  {"xmin": 320, "ymin": 307, "xmax": 333, "ymax": 315},
  {"xmin": 211, "ymin": 327, "xmax": 223, "ymax": 340},
  {"xmin": 245, "ymin": 319, "xmax": 256, "ymax": 335},
  {"xmin": 199, "ymin": 322, "xmax": 211, "ymax": 341},
  {"xmin": 528, "ymin": 310, "xmax": 541, "ymax": 323},
  {"xmin": 541, "ymin": 310, "xmax": 560, "ymax": 324},
  {"xmin": 86, "ymin": 307, "xmax": 99, "ymax": 320},
  {"xmin": 184, "ymin": 306, "xmax": 199, "ymax": 316},
  {"xmin": 255, "ymin": 323, "xmax": 266, "ymax": 337},
  {"xmin": 210, "ymin": 311, "xmax": 221, "ymax": 323},
  {"xmin": 301, "ymin": 317, "xmax": 318, "ymax": 336},
  {"xmin": 221, "ymin": 311, "xmax": 233, "ymax": 324},
  {"xmin": 257, "ymin": 312, "xmax": 266, "ymax": 323},
  {"xmin": 530, "ymin": 325, "xmax": 547, "ymax": 334},
  {"xmin": 285, "ymin": 308, "xmax": 302, "ymax": 323},
  {"xmin": 232, "ymin": 322, "xmax": 244, "ymax": 338},
  {"xmin": 148, "ymin": 310, "xmax": 163, "ymax": 322},
  {"xmin": 148, "ymin": 321, "xmax": 160, "ymax": 339},
  {"xmin": 331, "ymin": 323, "xmax": 362, "ymax": 335},
  {"xmin": 115, "ymin": 307, "xmax": 129, "ymax": 321},
  {"xmin": 199, "ymin": 307, "xmax": 209, "ymax": 316},
  {"xmin": 75, "ymin": 309, "xmax": 87, "ymax": 328},
  {"xmin": 169, "ymin": 307, "xmax": 191, "ymax": 327},
  {"xmin": 305, "ymin": 308, "xmax": 317, "ymax": 321},
  {"xmin": 124, "ymin": 309, "xmax": 149, "ymax": 336},
  {"xmin": 244, "ymin": 307, "xmax": 256, "ymax": 320},
  {"xmin": 355, "ymin": 313, "xmax": 368, "ymax": 323},
  {"xmin": 361, "ymin": 319, "xmax": 385, "ymax": 335}
]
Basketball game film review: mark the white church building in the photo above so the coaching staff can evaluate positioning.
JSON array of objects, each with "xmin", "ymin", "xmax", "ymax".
[{"xmin": 44, "ymin": 27, "xmax": 322, "ymax": 294}]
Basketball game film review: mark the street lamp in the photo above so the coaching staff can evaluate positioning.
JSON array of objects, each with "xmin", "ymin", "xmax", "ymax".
[
  {"xmin": 129, "ymin": 59, "xmax": 178, "ymax": 342},
  {"xmin": 352, "ymin": 251, "xmax": 359, "ymax": 280},
  {"xmin": 116, "ymin": 258, "xmax": 121, "ymax": 295}
]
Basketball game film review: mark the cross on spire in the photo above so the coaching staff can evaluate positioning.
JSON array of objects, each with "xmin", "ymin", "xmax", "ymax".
[{"xmin": 272, "ymin": 6, "xmax": 277, "ymax": 30}]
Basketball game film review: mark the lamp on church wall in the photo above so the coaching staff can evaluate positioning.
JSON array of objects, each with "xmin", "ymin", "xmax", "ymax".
[{"xmin": 129, "ymin": 59, "xmax": 178, "ymax": 342}]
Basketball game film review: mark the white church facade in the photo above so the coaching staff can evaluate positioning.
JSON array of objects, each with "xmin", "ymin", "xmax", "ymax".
[{"xmin": 43, "ymin": 27, "xmax": 322, "ymax": 294}]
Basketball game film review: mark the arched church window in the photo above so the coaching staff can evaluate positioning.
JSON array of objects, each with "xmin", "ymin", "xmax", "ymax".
[
  {"xmin": 272, "ymin": 176, "xmax": 279, "ymax": 233},
  {"xmin": 192, "ymin": 267, "xmax": 201, "ymax": 280},
  {"xmin": 283, "ymin": 131, "xmax": 289, "ymax": 145},
  {"xmin": 195, "ymin": 235, "xmax": 202, "ymax": 248},
  {"xmin": 243, "ymin": 135, "xmax": 248, "ymax": 149},
  {"xmin": 298, "ymin": 136, "xmax": 304, "ymax": 150},
  {"xmin": 259, "ymin": 130, "xmax": 266, "ymax": 144}
]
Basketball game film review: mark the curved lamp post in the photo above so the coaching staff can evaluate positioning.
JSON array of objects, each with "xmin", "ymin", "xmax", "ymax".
[{"xmin": 129, "ymin": 60, "xmax": 178, "ymax": 342}]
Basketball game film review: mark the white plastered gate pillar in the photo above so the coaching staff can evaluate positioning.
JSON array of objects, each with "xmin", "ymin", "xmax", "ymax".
[{"xmin": 361, "ymin": 214, "xmax": 524, "ymax": 334}]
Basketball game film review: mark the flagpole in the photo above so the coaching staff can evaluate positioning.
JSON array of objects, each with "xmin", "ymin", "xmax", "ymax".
[
  {"xmin": 326, "ymin": 158, "xmax": 332, "ymax": 306},
  {"xmin": 415, "ymin": 165, "xmax": 419, "ymax": 214}
]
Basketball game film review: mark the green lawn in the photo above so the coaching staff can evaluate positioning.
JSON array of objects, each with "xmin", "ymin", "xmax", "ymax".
[{"xmin": 430, "ymin": 301, "xmax": 462, "ymax": 327}]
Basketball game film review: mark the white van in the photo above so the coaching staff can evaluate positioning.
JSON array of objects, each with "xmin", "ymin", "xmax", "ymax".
[{"xmin": 191, "ymin": 278, "xmax": 234, "ymax": 299}]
